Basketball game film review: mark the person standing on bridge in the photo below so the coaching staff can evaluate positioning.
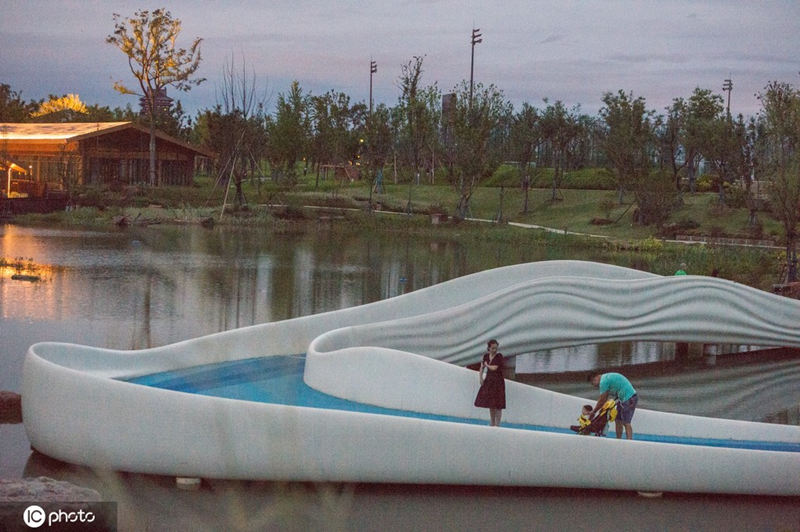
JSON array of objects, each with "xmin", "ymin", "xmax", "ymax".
[
  {"xmin": 474, "ymin": 339, "xmax": 506, "ymax": 427},
  {"xmin": 588, "ymin": 371, "xmax": 638, "ymax": 439}
]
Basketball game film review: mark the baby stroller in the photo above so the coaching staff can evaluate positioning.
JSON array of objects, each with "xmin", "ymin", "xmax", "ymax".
[{"xmin": 570, "ymin": 399, "xmax": 618, "ymax": 436}]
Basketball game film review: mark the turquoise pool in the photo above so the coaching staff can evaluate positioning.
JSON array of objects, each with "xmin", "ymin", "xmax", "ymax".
[{"xmin": 125, "ymin": 355, "xmax": 800, "ymax": 453}]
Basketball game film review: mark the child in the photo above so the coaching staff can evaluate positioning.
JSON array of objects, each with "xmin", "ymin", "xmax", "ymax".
[
  {"xmin": 571, "ymin": 404, "xmax": 593, "ymax": 433},
  {"xmin": 570, "ymin": 400, "xmax": 617, "ymax": 436}
]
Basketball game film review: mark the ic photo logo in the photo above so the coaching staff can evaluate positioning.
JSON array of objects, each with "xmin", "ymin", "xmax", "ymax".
[
  {"xmin": 23, "ymin": 505, "xmax": 46, "ymax": 528},
  {"xmin": 21, "ymin": 504, "xmax": 99, "ymax": 529}
]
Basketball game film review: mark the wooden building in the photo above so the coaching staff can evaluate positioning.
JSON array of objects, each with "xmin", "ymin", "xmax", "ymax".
[{"xmin": 0, "ymin": 122, "xmax": 212, "ymax": 197}]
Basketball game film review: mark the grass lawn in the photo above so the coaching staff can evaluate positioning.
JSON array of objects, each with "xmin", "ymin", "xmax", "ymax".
[{"xmin": 320, "ymin": 181, "xmax": 783, "ymax": 244}]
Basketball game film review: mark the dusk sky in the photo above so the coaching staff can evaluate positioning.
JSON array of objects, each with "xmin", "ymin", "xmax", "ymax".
[{"xmin": 2, "ymin": 1, "xmax": 799, "ymax": 119}]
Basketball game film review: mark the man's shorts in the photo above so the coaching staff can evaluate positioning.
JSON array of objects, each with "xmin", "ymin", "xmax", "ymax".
[{"xmin": 617, "ymin": 394, "xmax": 638, "ymax": 424}]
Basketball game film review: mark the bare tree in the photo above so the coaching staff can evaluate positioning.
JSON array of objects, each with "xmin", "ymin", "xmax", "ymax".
[{"xmin": 213, "ymin": 54, "xmax": 270, "ymax": 206}]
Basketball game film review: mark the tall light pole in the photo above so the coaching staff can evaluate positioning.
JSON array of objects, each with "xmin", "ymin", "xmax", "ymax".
[
  {"xmin": 370, "ymin": 60, "xmax": 377, "ymax": 115},
  {"xmin": 722, "ymin": 77, "xmax": 733, "ymax": 117},
  {"xmin": 470, "ymin": 28, "xmax": 482, "ymax": 109}
]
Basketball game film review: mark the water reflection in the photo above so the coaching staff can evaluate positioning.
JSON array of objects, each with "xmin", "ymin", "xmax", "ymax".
[
  {"xmin": 516, "ymin": 341, "xmax": 675, "ymax": 373},
  {"xmin": 3, "ymin": 223, "xmax": 800, "ymax": 525}
]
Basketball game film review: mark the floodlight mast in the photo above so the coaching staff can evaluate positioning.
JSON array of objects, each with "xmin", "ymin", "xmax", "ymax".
[
  {"xmin": 370, "ymin": 60, "xmax": 377, "ymax": 115},
  {"xmin": 470, "ymin": 28, "xmax": 482, "ymax": 109},
  {"xmin": 722, "ymin": 77, "xmax": 733, "ymax": 117}
]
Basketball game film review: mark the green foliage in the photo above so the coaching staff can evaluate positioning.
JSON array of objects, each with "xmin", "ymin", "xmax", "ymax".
[
  {"xmin": 0, "ymin": 83, "xmax": 35, "ymax": 121},
  {"xmin": 637, "ymin": 236, "xmax": 664, "ymax": 252},
  {"xmin": 695, "ymin": 174, "xmax": 715, "ymax": 192},
  {"xmin": 106, "ymin": 9, "xmax": 204, "ymax": 97},
  {"xmin": 723, "ymin": 182, "xmax": 749, "ymax": 208},
  {"xmin": 449, "ymin": 80, "xmax": 512, "ymax": 217},
  {"xmin": 599, "ymin": 90, "xmax": 656, "ymax": 191},
  {"xmin": 486, "ymin": 164, "xmax": 520, "ymax": 187},
  {"xmin": 106, "ymin": 8, "xmax": 203, "ymax": 185},
  {"xmin": 269, "ymin": 82, "xmax": 306, "ymax": 182},
  {"xmin": 633, "ymin": 170, "xmax": 681, "ymax": 226}
]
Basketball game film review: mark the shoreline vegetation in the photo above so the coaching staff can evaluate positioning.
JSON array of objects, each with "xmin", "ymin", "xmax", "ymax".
[{"xmin": 6, "ymin": 173, "xmax": 790, "ymax": 292}]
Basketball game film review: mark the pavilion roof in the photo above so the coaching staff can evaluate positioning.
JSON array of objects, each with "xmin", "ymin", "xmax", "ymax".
[{"xmin": 0, "ymin": 122, "xmax": 213, "ymax": 157}]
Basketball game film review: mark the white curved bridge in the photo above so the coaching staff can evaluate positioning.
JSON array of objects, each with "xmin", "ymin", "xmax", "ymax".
[{"xmin": 22, "ymin": 261, "xmax": 800, "ymax": 495}]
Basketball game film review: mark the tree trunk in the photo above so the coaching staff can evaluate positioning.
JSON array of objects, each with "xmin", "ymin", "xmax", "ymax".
[
  {"xmin": 149, "ymin": 120, "xmax": 157, "ymax": 186},
  {"xmin": 522, "ymin": 174, "xmax": 530, "ymax": 214}
]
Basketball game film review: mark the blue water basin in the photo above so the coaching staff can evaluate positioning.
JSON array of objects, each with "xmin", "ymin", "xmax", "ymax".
[{"xmin": 124, "ymin": 355, "xmax": 800, "ymax": 453}]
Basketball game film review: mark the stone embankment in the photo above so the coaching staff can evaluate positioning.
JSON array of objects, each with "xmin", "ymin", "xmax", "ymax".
[{"xmin": 0, "ymin": 391, "xmax": 21, "ymax": 424}]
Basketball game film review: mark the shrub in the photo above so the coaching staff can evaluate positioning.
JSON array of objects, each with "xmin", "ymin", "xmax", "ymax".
[
  {"xmin": 695, "ymin": 174, "xmax": 715, "ymax": 192},
  {"xmin": 637, "ymin": 236, "xmax": 664, "ymax": 252},
  {"xmin": 723, "ymin": 182, "xmax": 749, "ymax": 208}
]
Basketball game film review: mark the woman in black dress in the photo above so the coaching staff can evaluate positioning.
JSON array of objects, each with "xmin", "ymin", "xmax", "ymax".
[{"xmin": 474, "ymin": 339, "xmax": 506, "ymax": 426}]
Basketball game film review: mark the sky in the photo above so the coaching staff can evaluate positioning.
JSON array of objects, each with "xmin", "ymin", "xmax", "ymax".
[{"xmin": 2, "ymin": 0, "xmax": 799, "ymax": 120}]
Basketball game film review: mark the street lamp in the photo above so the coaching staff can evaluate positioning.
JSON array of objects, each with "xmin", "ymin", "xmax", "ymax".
[
  {"xmin": 722, "ymin": 77, "xmax": 733, "ymax": 117},
  {"xmin": 470, "ymin": 28, "xmax": 482, "ymax": 108},
  {"xmin": 370, "ymin": 60, "xmax": 377, "ymax": 115}
]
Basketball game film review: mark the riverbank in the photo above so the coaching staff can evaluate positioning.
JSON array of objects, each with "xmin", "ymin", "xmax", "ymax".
[{"xmin": 6, "ymin": 199, "xmax": 786, "ymax": 292}]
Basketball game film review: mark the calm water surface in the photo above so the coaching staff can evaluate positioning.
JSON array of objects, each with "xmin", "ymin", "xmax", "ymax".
[{"xmin": 2, "ymin": 223, "xmax": 799, "ymax": 531}]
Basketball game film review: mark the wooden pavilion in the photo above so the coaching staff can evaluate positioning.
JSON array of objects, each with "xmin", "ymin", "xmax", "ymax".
[{"xmin": 0, "ymin": 122, "xmax": 212, "ymax": 198}]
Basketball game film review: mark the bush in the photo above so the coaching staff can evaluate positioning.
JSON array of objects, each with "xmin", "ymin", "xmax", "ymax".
[
  {"xmin": 723, "ymin": 182, "xmax": 748, "ymax": 208},
  {"xmin": 634, "ymin": 171, "xmax": 680, "ymax": 226},
  {"xmin": 695, "ymin": 174, "xmax": 715, "ymax": 192},
  {"xmin": 563, "ymin": 168, "xmax": 617, "ymax": 190},
  {"xmin": 637, "ymin": 236, "xmax": 664, "ymax": 252}
]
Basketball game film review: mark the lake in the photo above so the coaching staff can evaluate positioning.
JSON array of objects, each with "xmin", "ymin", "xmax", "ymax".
[{"xmin": 2, "ymin": 223, "xmax": 798, "ymax": 531}]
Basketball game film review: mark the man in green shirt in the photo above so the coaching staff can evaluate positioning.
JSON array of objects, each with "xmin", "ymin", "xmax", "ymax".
[{"xmin": 588, "ymin": 372, "xmax": 638, "ymax": 440}]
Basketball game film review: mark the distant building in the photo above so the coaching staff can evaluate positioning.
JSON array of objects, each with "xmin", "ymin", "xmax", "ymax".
[{"xmin": 0, "ymin": 122, "xmax": 212, "ymax": 197}]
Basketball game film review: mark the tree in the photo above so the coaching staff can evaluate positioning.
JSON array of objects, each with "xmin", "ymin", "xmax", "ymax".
[
  {"xmin": 84, "ymin": 103, "xmax": 139, "ymax": 123},
  {"xmin": 756, "ymin": 81, "xmax": 800, "ymax": 281},
  {"xmin": 658, "ymin": 97, "xmax": 687, "ymax": 190},
  {"xmin": 599, "ymin": 90, "xmax": 655, "ymax": 204},
  {"xmin": 364, "ymin": 103, "xmax": 393, "ymax": 166},
  {"xmin": 308, "ymin": 93, "xmax": 333, "ymax": 183},
  {"xmin": 509, "ymin": 103, "xmax": 543, "ymax": 213},
  {"xmin": 540, "ymin": 100, "xmax": 582, "ymax": 201},
  {"xmin": 30, "ymin": 94, "xmax": 88, "ymax": 121},
  {"xmin": 363, "ymin": 103, "xmax": 393, "ymax": 206},
  {"xmin": 599, "ymin": 90, "xmax": 678, "ymax": 225},
  {"xmin": 683, "ymin": 88, "xmax": 724, "ymax": 193},
  {"xmin": 107, "ymin": 8, "xmax": 203, "ymax": 186},
  {"xmin": 396, "ymin": 56, "xmax": 441, "ymax": 183},
  {"xmin": 268, "ymin": 81, "xmax": 310, "ymax": 183},
  {"xmin": 0, "ymin": 84, "xmax": 34, "ymax": 121},
  {"xmin": 698, "ymin": 113, "xmax": 752, "ymax": 206},
  {"xmin": 309, "ymin": 90, "xmax": 366, "ymax": 181},
  {"xmin": 450, "ymin": 81, "xmax": 510, "ymax": 218},
  {"xmin": 196, "ymin": 55, "xmax": 270, "ymax": 207}
]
